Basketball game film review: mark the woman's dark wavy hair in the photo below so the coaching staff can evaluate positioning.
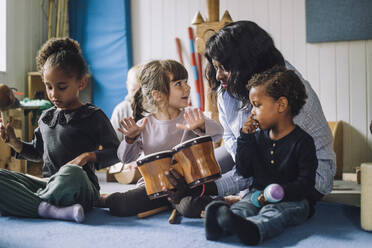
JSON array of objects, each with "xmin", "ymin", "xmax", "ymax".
[
  {"xmin": 247, "ymin": 66, "xmax": 307, "ymax": 117},
  {"xmin": 205, "ymin": 20, "xmax": 285, "ymax": 105},
  {"xmin": 36, "ymin": 37, "xmax": 88, "ymax": 80}
]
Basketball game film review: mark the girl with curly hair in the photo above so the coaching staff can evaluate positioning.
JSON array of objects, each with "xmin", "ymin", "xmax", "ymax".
[{"xmin": 0, "ymin": 37, "xmax": 119, "ymax": 223}]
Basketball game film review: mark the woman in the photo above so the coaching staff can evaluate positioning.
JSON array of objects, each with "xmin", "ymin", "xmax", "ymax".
[{"xmin": 168, "ymin": 21, "xmax": 335, "ymax": 217}]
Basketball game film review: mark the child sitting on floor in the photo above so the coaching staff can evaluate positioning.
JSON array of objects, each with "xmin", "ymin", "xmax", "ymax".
[
  {"xmin": 100, "ymin": 59, "xmax": 223, "ymax": 216},
  {"xmin": 0, "ymin": 37, "xmax": 119, "ymax": 223},
  {"xmin": 204, "ymin": 66, "xmax": 318, "ymax": 245}
]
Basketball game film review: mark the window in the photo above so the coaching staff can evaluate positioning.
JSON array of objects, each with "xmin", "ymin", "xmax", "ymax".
[{"xmin": 0, "ymin": 0, "xmax": 6, "ymax": 72}]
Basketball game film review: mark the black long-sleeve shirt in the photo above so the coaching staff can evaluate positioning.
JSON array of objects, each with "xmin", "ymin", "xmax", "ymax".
[
  {"xmin": 17, "ymin": 104, "xmax": 120, "ymax": 189},
  {"xmin": 236, "ymin": 125, "xmax": 318, "ymax": 204}
]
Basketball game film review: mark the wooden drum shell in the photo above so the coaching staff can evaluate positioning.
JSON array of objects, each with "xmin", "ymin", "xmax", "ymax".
[
  {"xmin": 173, "ymin": 136, "xmax": 221, "ymax": 188},
  {"xmin": 137, "ymin": 151, "xmax": 174, "ymax": 199}
]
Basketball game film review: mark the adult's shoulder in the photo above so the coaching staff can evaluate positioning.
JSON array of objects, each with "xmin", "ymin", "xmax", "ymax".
[{"xmin": 294, "ymin": 125, "xmax": 316, "ymax": 145}]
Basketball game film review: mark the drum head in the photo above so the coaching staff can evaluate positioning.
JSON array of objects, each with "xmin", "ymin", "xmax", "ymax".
[
  {"xmin": 172, "ymin": 135, "xmax": 212, "ymax": 152},
  {"xmin": 137, "ymin": 150, "xmax": 173, "ymax": 166}
]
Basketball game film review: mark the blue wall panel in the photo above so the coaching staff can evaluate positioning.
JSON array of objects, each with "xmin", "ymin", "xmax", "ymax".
[{"xmin": 69, "ymin": 0, "xmax": 133, "ymax": 117}]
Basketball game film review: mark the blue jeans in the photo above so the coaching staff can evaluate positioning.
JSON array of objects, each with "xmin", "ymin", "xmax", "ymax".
[{"xmin": 230, "ymin": 190, "xmax": 310, "ymax": 243}]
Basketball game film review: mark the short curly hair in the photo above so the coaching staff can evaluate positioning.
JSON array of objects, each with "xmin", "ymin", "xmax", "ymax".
[
  {"xmin": 246, "ymin": 66, "xmax": 308, "ymax": 117},
  {"xmin": 36, "ymin": 37, "xmax": 87, "ymax": 80}
]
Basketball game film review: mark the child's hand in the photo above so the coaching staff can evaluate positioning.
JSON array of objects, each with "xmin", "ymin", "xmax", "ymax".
[
  {"xmin": 176, "ymin": 109, "xmax": 205, "ymax": 132},
  {"xmin": 241, "ymin": 114, "xmax": 258, "ymax": 134},
  {"xmin": 0, "ymin": 118, "xmax": 22, "ymax": 152},
  {"xmin": 164, "ymin": 168, "xmax": 191, "ymax": 204},
  {"xmin": 68, "ymin": 152, "xmax": 96, "ymax": 166},
  {"xmin": 118, "ymin": 117, "xmax": 148, "ymax": 143}
]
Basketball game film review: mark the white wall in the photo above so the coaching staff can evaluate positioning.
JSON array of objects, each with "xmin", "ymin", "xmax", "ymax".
[
  {"xmin": 131, "ymin": 0, "xmax": 372, "ymax": 172},
  {"xmin": 0, "ymin": 0, "xmax": 47, "ymax": 94},
  {"xmin": 2, "ymin": 0, "xmax": 371, "ymax": 173}
]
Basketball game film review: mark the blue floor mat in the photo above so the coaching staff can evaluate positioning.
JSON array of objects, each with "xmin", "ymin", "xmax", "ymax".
[{"xmin": 0, "ymin": 202, "xmax": 371, "ymax": 248}]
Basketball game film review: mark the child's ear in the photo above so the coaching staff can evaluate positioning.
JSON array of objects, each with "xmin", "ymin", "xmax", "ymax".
[
  {"xmin": 78, "ymin": 76, "xmax": 88, "ymax": 91},
  {"xmin": 277, "ymin": 97, "xmax": 288, "ymax": 113},
  {"xmin": 151, "ymin": 90, "xmax": 163, "ymax": 102}
]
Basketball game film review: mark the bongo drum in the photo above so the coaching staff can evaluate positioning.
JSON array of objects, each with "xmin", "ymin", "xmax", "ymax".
[
  {"xmin": 172, "ymin": 135, "xmax": 221, "ymax": 188},
  {"xmin": 137, "ymin": 150, "xmax": 175, "ymax": 199}
]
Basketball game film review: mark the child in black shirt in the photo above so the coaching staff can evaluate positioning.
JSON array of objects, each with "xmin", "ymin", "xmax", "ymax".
[
  {"xmin": 0, "ymin": 38, "xmax": 119, "ymax": 223},
  {"xmin": 205, "ymin": 66, "xmax": 318, "ymax": 245}
]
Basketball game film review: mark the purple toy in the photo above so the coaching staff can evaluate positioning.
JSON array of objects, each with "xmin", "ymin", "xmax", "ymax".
[{"xmin": 251, "ymin": 184, "xmax": 284, "ymax": 207}]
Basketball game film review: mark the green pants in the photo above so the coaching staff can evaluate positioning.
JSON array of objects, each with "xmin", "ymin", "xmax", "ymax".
[{"xmin": 0, "ymin": 164, "xmax": 99, "ymax": 218}]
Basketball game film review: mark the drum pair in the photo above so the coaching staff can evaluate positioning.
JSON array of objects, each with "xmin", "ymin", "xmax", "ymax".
[{"xmin": 137, "ymin": 136, "xmax": 221, "ymax": 199}]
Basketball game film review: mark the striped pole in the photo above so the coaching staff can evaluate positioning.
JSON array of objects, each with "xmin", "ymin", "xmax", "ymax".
[
  {"xmin": 188, "ymin": 27, "xmax": 201, "ymax": 108},
  {"xmin": 197, "ymin": 53, "xmax": 205, "ymax": 111}
]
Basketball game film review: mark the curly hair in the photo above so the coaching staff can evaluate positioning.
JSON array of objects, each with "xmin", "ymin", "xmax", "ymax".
[
  {"xmin": 247, "ymin": 66, "xmax": 307, "ymax": 117},
  {"xmin": 131, "ymin": 60, "xmax": 188, "ymax": 121},
  {"xmin": 36, "ymin": 37, "xmax": 87, "ymax": 80},
  {"xmin": 204, "ymin": 21, "xmax": 285, "ymax": 105}
]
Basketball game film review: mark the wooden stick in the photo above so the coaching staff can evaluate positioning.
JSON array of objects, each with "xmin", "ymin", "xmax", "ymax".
[
  {"xmin": 56, "ymin": 0, "xmax": 61, "ymax": 37},
  {"xmin": 137, "ymin": 206, "xmax": 169, "ymax": 219},
  {"xmin": 175, "ymin": 37, "xmax": 184, "ymax": 65},
  {"xmin": 168, "ymin": 209, "xmax": 182, "ymax": 224},
  {"xmin": 63, "ymin": 0, "xmax": 69, "ymax": 36},
  {"xmin": 48, "ymin": 0, "xmax": 53, "ymax": 39}
]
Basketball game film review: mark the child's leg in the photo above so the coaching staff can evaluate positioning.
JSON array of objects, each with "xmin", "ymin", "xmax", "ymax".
[
  {"xmin": 0, "ymin": 168, "xmax": 88, "ymax": 223},
  {"xmin": 36, "ymin": 164, "xmax": 99, "ymax": 211},
  {"xmin": 104, "ymin": 186, "xmax": 170, "ymax": 217},
  {"xmin": 0, "ymin": 169, "xmax": 46, "ymax": 217},
  {"xmin": 247, "ymin": 199, "xmax": 310, "ymax": 242},
  {"xmin": 204, "ymin": 191, "xmax": 260, "ymax": 244},
  {"xmin": 204, "ymin": 200, "xmax": 230, "ymax": 241},
  {"xmin": 217, "ymin": 203, "xmax": 260, "ymax": 245},
  {"xmin": 173, "ymin": 195, "xmax": 214, "ymax": 218}
]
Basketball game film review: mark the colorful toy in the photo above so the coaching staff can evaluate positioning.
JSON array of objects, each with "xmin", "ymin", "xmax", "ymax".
[{"xmin": 250, "ymin": 183, "xmax": 284, "ymax": 207}]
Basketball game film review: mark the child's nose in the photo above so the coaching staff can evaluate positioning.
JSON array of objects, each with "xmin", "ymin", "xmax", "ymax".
[{"xmin": 50, "ymin": 89, "xmax": 59, "ymax": 98}]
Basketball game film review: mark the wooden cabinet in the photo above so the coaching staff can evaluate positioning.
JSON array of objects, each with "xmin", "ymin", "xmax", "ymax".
[{"xmin": 26, "ymin": 72, "xmax": 46, "ymax": 177}]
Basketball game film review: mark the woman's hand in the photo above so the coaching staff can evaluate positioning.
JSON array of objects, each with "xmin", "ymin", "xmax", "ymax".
[
  {"xmin": 68, "ymin": 152, "xmax": 96, "ymax": 167},
  {"xmin": 0, "ymin": 118, "xmax": 22, "ymax": 152},
  {"xmin": 118, "ymin": 117, "xmax": 148, "ymax": 143},
  {"xmin": 176, "ymin": 109, "xmax": 205, "ymax": 132},
  {"xmin": 241, "ymin": 114, "xmax": 258, "ymax": 134}
]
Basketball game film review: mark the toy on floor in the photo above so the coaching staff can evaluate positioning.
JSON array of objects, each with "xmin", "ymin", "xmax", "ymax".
[{"xmin": 250, "ymin": 183, "xmax": 284, "ymax": 207}]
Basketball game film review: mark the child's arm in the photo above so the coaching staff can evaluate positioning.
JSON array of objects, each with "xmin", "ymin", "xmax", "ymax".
[
  {"xmin": 235, "ymin": 130, "xmax": 258, "ymax": 178},
  {"xmin": 235, "ymin": 115, "xmax": 260, "ymax": 178},
  {"xmin": 176, "ymin": 109, "xmax": 224, "ymax": 142},
  {"xmin": 117, "ymin": 117, "xmax": 147, "ymax": 163},
  {"xmin": 93, "ymin": 111, "xmax": 121, "ymax": 169},
  {"xmin": 118, "ymin": 117, "xmax": 148, "ymax": 144},
  {"xmin": 280, "ymin": 136, "xmax": 318, "ymax": 202}
]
